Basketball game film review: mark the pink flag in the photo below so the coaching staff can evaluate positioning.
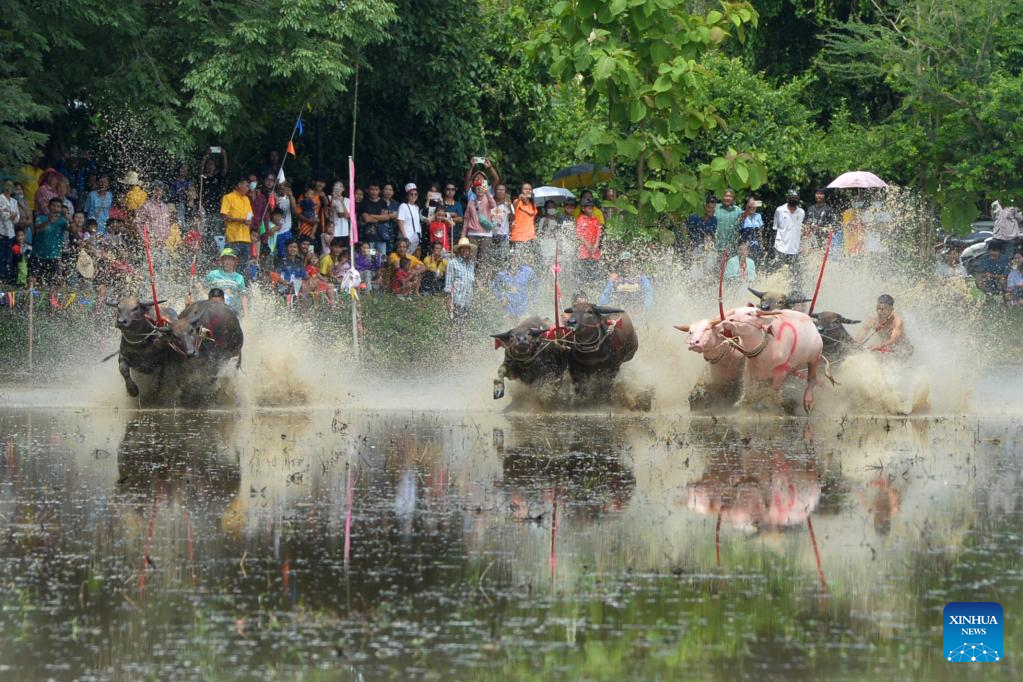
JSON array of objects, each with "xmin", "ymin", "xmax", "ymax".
[{"xmin": 348, "ymin": 156, "xmax": 358, "ymax": 245}]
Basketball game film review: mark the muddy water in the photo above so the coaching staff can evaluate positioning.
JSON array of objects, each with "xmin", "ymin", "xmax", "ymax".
[{"xmin": 0, "ymin": 406, "xmax": 1019, "ymax": 680}]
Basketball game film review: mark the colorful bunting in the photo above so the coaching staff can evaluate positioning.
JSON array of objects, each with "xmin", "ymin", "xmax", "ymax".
[{"xmin": 286, "ymin": 140, "xmax": 296, "ymax": 157}]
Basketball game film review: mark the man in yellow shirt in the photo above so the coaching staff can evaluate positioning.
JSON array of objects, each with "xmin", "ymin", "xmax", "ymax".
[
  {"xmin": 386, "ymin": 237, "xmax": 426, "ymax": 293},
  {"xmin": 220, "ymin": 178, "xmax": 253, "ymax": 267},
  {"xmin": 422, "ymin": 241, "xmax": 448, "ymax": 293},
  {"xmin": 120, "ymin": 171, "xmax": 148, "ymax": 211}
]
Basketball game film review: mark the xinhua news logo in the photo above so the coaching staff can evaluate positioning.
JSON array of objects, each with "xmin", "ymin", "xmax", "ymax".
[{"xmin": 943, "ymin": 602, "xmax": 1003, "ymax": 663}]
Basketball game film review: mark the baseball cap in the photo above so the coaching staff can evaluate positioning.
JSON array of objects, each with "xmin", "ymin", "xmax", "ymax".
[
  {"xmin": 220, "ymin": 247, "xmax": 237, "ymax": 258},
  {"xmin": 404, "ymin": 183, "xmax": 417, "ymax": 192}
]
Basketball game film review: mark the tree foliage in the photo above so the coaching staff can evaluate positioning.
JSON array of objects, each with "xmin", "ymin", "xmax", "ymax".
[{"xmin": 529, "ymin": 0, "xmax": 767, "ymax": 227}]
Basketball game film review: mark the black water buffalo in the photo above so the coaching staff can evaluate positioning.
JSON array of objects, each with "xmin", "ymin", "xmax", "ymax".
[
  {"xmin": 811, "ymin": 311, "xmax": 860, "ymax": 363},
  {"xmin": 167, "ymin": 300, "xmax": 244, "ymax": 368},
  {"xmin": 562, "ymin": 303, "xmax": 638, "ymax": 396},
  {"xmin": 106, "ymin": 297, "xmax": 177, "ymax": 396},
  {"xmin": 490, "ymin": 316, "xmax": 567, "ymax": 399},
  {"xmin": 748, "ymin": 287, "xmax": 811, "ymax": 312}
]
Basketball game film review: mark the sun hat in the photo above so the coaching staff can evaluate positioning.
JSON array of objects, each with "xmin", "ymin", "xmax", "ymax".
[
  {"xmin": 454, "ymin": 236, "xmax": 478, "ymax": 256},
  {"xmin": 220, "ymin": 247, "xmax": 238, "ymax": 259},
  {"xmin": 120, "ymin": 171, "xmax": 142, "ymax": 185}
]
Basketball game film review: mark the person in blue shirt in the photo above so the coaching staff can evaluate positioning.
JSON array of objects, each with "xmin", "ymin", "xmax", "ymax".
[
  {"xmin": 680, "ymin": 197, "xmax": 717, "ymax": 257},
  {"xmin": 975, "ymin": 242, "xmax": 1009, "ymax": 295},
  {"xmin": 274, "ymin": 240, "xmax": 308, "ymax": 293},
  {"xmin": 491, "ymin": 251, "xmax": 536, "ymax": 320},
  {"xmin": 738, "ymin": 197, "xmax": 764, "ymax": 259},
  {"xmin": 600, "ymin": 251, "xmax": 653, "ymax": 311},
  {"xmin": 31, "ymin": 197, "xmax": 68, "ymax": 284},
  {"xmin": 441, "ymin": 182, "xmax": 464, "ymax": 242}
]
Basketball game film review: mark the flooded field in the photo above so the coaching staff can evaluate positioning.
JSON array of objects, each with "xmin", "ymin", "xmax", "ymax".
[{"xmin": 0, "ymin": 403, "xmax": 1020, "ymax": 680}]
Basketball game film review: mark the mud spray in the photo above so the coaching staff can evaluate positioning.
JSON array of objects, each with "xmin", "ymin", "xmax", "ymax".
[{"xmin": 4, "ymin": 186, "xmax": 1018, "ymax": 417}]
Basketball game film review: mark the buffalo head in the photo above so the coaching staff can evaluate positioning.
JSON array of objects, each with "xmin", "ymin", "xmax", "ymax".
[
  {"xmin": 747, "ymin": 288, "xmax": 810, "ymax": 312},
  {"xmin": 107, "ymin": 297, "xmax": 166, "ymax": 330},
  {"xmin": 810, "ymin": 311, "xmax": 860, "ymax": 334},
  {"xmin": 674, "ymin": 319, "xmax": 721, "ymax": 353},
  {"xmin": 163, "ymin": 308, "xmax": 205, "ymax": 358},
  {"xmin": 492, "ymin": 316, "xmax": 548, "ymax": 356},
  {"xmin": 563, "ymin": 303, "xmax": 623, "ymax": 344}
]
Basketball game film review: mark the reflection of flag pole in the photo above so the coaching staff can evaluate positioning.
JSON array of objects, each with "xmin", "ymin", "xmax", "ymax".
[
  {"xmin": 806, "ymin": 514, "xmax": 828, "ymax": 593},
  {"xmin": 549, "ymin": 490, "xmax": 559, "ymax": 583},
  {"xmin": 343, "ymin": 462, "xmax": 354, "ymax": 568},
  {"xmin": 715, "ymin": 509, "xmax": 722, "ymax": 567}
]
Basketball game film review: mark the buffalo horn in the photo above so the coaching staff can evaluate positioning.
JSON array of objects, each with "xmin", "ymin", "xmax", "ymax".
[
  {"xmin": 674, "ymin": 324, "xmax": 690, "ymax": 333},
  {"xmin": 839, "ymin": 316, "xmax": 861, "ymax": 325},
  {"xmin": 747, "ymin": 287, "xmax": 766, "ymax": 300},
  {"xmin": 810, "ymin": 312, "xmax": 820, "ymax": 319},
  {"xmin": 104, "ymin": 299, "xmax": 119, "ymax": 308},
  {"xmin": 592, "ymin": 305, "xmax": 625, "ymax": 315},
  {"xmin": 754, "ymin": 310, "xmax": 784, "ymax": 317}
]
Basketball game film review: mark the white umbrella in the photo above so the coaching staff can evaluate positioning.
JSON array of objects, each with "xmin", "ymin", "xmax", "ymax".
[
  {"xmin": 532, "ymin": 186, "xmax": 576, "ymax": 205},
  {"xmin": 827, "ymin": 171, "xmax": 888, "ymax": 189}
]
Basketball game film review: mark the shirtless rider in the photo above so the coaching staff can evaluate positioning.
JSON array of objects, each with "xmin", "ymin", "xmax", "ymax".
[{"xmin": 854, "ymin": 294, "xmax": 912, "ymax": 357}]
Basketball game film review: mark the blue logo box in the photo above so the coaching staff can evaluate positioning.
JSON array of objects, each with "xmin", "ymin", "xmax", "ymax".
[{"xmin": 943, "ymin": 602, "xmax": 1003, "ymax": 662}]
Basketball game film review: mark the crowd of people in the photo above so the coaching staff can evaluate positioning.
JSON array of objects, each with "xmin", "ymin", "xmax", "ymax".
[{"xmin": 2, "ymin": 147, "xmax": 1020, "ymax": 323}]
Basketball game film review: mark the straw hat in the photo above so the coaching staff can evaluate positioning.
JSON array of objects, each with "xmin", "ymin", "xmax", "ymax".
[
  {"xmin": 76, "ymin": 250, "xmax": 96, "ymax": 279},
  {"xmin": 120, "ymin": 170, "xmax": 141, "ymax": 185},
  {"xmin": 454, "ymin": 237, "xmax": 477, "ymax": 256}
]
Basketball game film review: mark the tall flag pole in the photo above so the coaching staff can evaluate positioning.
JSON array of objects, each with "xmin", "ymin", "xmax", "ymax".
[
  {"xmin": 553, "ymin": 239, "xmax": 563, "ymax": 332},
  {"xmin": 348, "ymin": 156, "xmax": 360, "ymax": 360},
  {"xmin": 255, "ymin": 108, "xmax": 306, "ymax": 235}
]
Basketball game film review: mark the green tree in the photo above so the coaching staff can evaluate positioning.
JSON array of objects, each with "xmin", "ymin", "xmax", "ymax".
[
  {"xmin": 823, "ymin": 0, "xmax": 1023, "ymax": 239},
  {"xmin": 529, "ymin": 0, "xmax": 767, "ymax": 234}
]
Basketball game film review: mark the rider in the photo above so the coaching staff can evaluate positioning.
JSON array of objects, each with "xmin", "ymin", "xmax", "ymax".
[
  {"xmin": 854, "ymin": 294, "xmax": 912, "ymax": 357},
  {"xmin": 599, "ymin": 251, "xmax": 652, "ymax": 311}
]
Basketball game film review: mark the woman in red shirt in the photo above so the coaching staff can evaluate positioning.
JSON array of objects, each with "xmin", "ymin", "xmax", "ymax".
[{"xmin": 575, "ymin": 198, "xmax": 603, "ymax": 285}]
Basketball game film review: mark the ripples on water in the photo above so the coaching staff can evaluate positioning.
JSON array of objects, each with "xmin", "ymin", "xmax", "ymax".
[{"xmin": 0, "ymin": 407, "xmax": 1020, "ymax": 680}]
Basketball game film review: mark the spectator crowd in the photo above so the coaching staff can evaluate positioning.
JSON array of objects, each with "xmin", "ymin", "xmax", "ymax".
[{"xmin": 2, "ymin": 147, "xmax": 1021, "ymax": 322}]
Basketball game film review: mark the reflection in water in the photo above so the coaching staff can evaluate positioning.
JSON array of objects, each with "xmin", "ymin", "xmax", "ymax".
[{"xmin": 0, "ymin": 408, "xmax": 1020, "ymax": 680}]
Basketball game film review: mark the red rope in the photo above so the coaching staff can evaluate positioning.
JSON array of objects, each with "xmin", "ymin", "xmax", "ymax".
[
  {"xmin": 808, "ymin": 231, "xmax": 835, "ymax": 316},
  {"xmin": 718, "ymin": 249, "xmax": 728, "ymax": 320},
  {"xmin": 715, "ymin": 509, "xmax": 722, "ymax": 567},
  {"xmin": 140, "ymin": 225, "xmax": 166, "ymax": 325}
]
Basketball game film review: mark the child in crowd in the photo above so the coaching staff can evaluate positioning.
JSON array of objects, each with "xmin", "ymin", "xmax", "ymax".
[
  {"xmin": 11, "ymin": 227, "xmax": 31, "ymax": 285},
  {"xmin": 422, "ymin": 242, "xmax": 447, "ymax": 294},
  {"xmin": 391, "ymin": 257, "xmax": 413, "ymax": 298},
  {"xmin": 304, "ymin": 259, "xmax": 336, "ymax": 305},
  {"xmin": 355, "ymin": 241, "xmax": 382, "ymax": 291},
  {"xmin": 428, "ymin": 210, "xmax": 452, "ymax": 252}
]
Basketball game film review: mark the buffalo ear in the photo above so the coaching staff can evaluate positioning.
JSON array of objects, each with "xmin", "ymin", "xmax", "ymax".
[
  {"xmin": 839, "ymin": 317, "xmax": 861, "ymax": 325},
  {"xmin": 747, "ymin": 287, "xmax": 765, "ymax": 299},
  {"xmin": 674, "ymin": 324, "xmax": 690, "ymax": 333},
  {"xmin": 527, "ymin": 328, "xmax": 545, "ymax": 337},
  {"xmin": 563, "ymin": 307, "xmax": 574, "ymax": 314},
  {"xmin": 104, "ymin": 299, "xmax": 119, "ymax": 308},
  {"xmin": 592, "ymin": 305, "xmax": 624, "ymax": 315},
  {"xmin": 489, "ymin": 331, "xmax": 512, "ymax": 340}
]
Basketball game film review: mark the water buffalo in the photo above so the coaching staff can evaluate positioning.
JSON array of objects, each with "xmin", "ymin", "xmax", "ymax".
[
  {"xmin": 675, "ymin": 317, "xmax": 745, "ymax": 410},
  {"xmin": 719, "ymin": 307, "xmax": 830, "ymax": 413},
  {"xmin": 166, "ymin": 300, "xmax": 244, "ymax": 368},
  {"xmin": 562, "ymin": 303, "xmax": 638, "ymax": 397},
  {"xmin": 810, "ymin": 311, "xmax": 860, "ymax": 364},
  {"xmin": 106, "ymin": 297, "xmax": 177, "ymax": 397},
  {"xmin": 490, "ymin": 315, "xmax": 567, "ymax": 399},
  {"xmin": 748, "ymin": 288, "xmax": 810, "ymax": 312}
]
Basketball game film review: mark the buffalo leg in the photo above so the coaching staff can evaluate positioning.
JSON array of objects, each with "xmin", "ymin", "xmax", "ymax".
[
  {"xmin": 803, "ymin": 359, "xmax": 819, "ymax": 413},
  {"xmin": 493, "ymin": 365, "xmax": 506, "ymax": 400},
  {"xmin": 234, "ymin": 351, "xmax": 242, "ymax": 370},
  {"xmin": 118, "ymin": 355, "xmax": 139, "ymax": 397}
]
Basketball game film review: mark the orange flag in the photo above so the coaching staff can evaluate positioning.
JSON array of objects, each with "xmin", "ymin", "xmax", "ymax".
[{"xmin": 286, "ymin": 140, "xmax": 296, "ymax": 157}]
